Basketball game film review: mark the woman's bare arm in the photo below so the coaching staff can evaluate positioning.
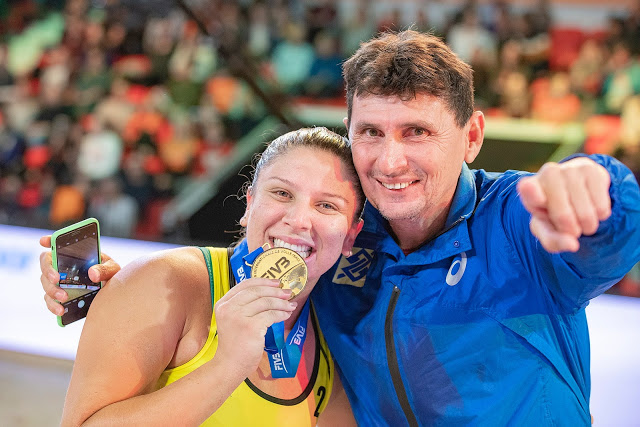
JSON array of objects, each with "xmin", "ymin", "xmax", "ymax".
[{"xmin": 62, "ymin": 247, "xmax": 295, "ymax": 427}]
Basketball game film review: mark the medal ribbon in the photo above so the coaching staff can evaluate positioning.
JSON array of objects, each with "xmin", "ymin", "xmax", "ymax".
[{"xmin": 229, "ymin": 239, "xmax": 309, "ymax": 378}]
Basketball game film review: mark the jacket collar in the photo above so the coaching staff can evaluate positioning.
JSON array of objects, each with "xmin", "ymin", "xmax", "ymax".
[
  {"xmin": 359, "ymin": 163, "xmax": 478, "ymax": 264},
  {"xmin": 445, "ymin": 162, "xmax": 478, "ymax": 227}
]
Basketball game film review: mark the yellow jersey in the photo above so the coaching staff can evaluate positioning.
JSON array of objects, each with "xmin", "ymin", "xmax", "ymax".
[{"xmin": 156, "ymin": 247, "xmax": 334, "ymax": 426}]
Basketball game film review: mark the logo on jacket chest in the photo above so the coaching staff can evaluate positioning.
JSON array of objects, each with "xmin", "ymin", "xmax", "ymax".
[
  {"xmin": 446, "ymin": 251, "xmax": 467, "ymax": 286},
  {"xmin": 332, "ymin": 247, "xmax": 374, "ymax": 287}
]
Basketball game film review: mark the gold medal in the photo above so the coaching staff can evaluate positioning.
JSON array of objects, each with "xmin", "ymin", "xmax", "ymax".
[{"xmin": 251, "ymin": 247, "xmax": 308, "ymax": 299}]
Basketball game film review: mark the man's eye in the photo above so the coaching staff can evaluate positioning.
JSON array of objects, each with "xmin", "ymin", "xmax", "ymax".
[{"xmin": 365, "ymin": 129, "xmax": 379, "ymax": 137}]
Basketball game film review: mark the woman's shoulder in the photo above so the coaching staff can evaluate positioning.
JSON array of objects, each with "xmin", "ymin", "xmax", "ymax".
[
  {"xmin": 104, "ymin": 246, "xmax": 210, "ymax": 303},
  {"xmin": 114, "ymin": 246, "xmax": 206, "ymax": 283}
]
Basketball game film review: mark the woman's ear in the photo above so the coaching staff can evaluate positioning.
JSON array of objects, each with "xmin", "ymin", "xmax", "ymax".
[
  {"xmin": 240, "ymin": 186, "xmax": 253, "ymax": 227},
  {"xmin": 341, "ymin": 218, "xmax": 364, "ymax": 257}
]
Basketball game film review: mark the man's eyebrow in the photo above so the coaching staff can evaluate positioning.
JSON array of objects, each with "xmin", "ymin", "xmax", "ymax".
[
  {"xmin": 353, "ymin": 120, "xmax": 435, "ymax": 130},
  {"xmin": 352, "ymin": 122, "xmax": 378, "ymax": 131},
  {"xmin": 403, "ymin": 120, "xmax": 434, "ymax": 129}
]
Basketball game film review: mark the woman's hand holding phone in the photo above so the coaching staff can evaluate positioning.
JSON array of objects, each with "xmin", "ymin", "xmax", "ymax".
[{"xmin": 39, "ymin": 234, "xmax": 121, "ymax": 317}]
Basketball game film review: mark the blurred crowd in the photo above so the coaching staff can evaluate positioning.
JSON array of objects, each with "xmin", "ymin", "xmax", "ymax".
[{"xmin": 0, "ymin": 0, "xmax": 639, "ymax": 272}]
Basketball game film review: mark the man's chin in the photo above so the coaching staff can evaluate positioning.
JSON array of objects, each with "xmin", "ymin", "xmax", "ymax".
[{"xmin": 377, "ymin": 205, "xmax": 422, "ymax": 223}]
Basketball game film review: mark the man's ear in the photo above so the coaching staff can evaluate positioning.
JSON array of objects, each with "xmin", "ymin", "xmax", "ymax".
[
  {"xmin": 342, "ymin": 218, "xmax": 364, "ymax": 256},
  {"xmin": 343, "ymin": 117, "xmax": 349, "ymax": 134},
  {"xmin": 464, "ymin": 110, "xmax": 485, "ymax": 164}
]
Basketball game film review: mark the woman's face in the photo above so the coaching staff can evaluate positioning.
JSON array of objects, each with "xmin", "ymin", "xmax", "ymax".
[{"xmin": 243, "ymin": 147, "xmax": 363, "ymax": 284}]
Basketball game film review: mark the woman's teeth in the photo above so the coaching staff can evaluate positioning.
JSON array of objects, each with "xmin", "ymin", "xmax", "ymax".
[{"xmin": 273, "ymin": 238, "xmax": 311, "ymax": 259}]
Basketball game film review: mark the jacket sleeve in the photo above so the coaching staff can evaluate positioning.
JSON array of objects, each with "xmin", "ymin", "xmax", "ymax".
[{"xmin": 501, "ymin": 154, "xmax": 640, "ymax": 312}]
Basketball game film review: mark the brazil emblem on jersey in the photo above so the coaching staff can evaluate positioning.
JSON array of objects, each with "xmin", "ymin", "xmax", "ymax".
[{"xmin": 332, "ymin": 247, "xmax": 374, "ymax": 287}]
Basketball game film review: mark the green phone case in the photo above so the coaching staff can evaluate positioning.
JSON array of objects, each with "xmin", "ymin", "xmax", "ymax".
[{"xmin": 51, "ymin": 218, "xmax": 102, "ymax": 327}]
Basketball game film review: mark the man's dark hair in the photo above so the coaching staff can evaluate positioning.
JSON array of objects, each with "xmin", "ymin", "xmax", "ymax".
[{"xmin": 343, "ymin": 30, "xmax": 474, "ymax": 128}]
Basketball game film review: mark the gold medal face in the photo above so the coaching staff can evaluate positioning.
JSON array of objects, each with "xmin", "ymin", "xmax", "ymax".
[{"xmin": 251, "ymin": 247, "xmax": 308, "ymax": 299}]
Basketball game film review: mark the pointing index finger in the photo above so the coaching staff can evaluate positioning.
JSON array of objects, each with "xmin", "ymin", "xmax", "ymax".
[{"xmin": 517, "ymin": 176, "xmax": 547, "ymax": 217}]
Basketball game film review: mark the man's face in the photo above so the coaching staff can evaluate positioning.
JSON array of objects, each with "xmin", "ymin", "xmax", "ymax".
[{"xmin": 347, "ymin": 93, "xmax": 481, "ymax": 229}]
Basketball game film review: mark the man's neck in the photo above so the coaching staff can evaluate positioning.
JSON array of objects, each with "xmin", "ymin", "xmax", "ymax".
[{"xmin": 389, "ymin": 208, "xmax": 449, "ymax": 255}]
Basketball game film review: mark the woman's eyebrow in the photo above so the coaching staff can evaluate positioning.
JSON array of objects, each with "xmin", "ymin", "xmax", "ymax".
[
  {"xmin": 319, "ymin": 192, "xmax": 349, "ymax": 204},
  {"xmin": 268, "ymin": 177, "xmax": 349, "ymax": 204}
]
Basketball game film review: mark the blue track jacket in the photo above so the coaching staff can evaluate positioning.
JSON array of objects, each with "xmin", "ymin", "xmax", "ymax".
[{"xmin": 312, "ymin": 154, "xmax": 640, "ymax": 426}]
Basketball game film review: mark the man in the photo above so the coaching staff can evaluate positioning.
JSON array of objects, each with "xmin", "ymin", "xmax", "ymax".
[
  {"xmin": 309, "ymin": 30, "xmax": 640, "ymax": 425},
  {"xmin": 41, "ymin": 31, "xmax": 640, "ymax": 425}
]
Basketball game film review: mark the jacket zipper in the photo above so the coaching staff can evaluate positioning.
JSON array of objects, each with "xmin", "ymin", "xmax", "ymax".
[{"xmin": 385, "ymin": 285, "xmax": 419, "ymax": 427}]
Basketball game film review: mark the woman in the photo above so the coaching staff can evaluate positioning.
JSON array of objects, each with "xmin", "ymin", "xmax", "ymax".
[{"xmin": 46, "ymin": 127, "xmax": 364, "ymax": 426}]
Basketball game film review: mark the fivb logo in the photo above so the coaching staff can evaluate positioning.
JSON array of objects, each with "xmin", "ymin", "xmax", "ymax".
[
  {"xmin": 236, "ymin": 266, "xmax": 246, "ymax": 282},
  {"xmin": 332, "ymin": 247, "xmax": 374, "ymax": 287},
  {"xmin": 291, "ymin": 324, "xmax": 305, "ymax": 345},
  {"xmin": 272, "ymin": 351, "xmax": 285, "ymax": 371},
  {"xmin": 446, "ymin": 252, "xmax": 467, "ymax": 286},
  {"xmin": 259, "ymin": 256, "xmax": 291, "ymax": 279}
]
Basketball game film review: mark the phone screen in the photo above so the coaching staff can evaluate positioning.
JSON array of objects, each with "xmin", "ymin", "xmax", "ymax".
[{"xmin": 55, "ymin": 222, "xmax": 101, "ymax": 324}]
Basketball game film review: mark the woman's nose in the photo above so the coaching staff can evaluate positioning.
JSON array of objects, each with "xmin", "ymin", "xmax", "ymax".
[{"xmin": 283, "ymin": 202, "xmax": 312, "ymax": 231}]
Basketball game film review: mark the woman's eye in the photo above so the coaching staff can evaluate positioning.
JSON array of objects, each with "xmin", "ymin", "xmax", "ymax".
[
  {"xmin": 274, "ymin": 190, "xmax": 290, "ymax": 198},
  {"xmin": 319, "ymin": 202, "xmax": 337, "ymax": 211}
]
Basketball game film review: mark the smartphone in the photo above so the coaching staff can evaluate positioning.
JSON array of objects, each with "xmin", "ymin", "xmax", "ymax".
[{"xmin": 51, "ymin": 218, "xmax": 102, "ymax": 327}]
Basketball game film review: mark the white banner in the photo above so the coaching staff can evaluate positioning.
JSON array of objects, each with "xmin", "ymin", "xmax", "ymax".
[{"xmin": 0, "ymin": 224, "xmax": 178, "ymax": 360}]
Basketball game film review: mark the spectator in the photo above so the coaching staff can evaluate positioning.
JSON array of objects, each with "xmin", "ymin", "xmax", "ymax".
[
  {"xmin": 305, "ymin": 31, "xmax": 343, "ymax": 98},
  {"xmin": 530, "ymin": 71, "xmax": 582, "ymax": 123},
  {"xmin": 496, "ymin": 70, "xmax": 530, "ymax": 118},
  {"xmin": 447, "ymin": 9, "xmax": 497, "ymax": 108},
  {"xmin": 569, "ymin": 38, "xmax": 606, "ymax": 105},
  {"xmin": 167, "ymin": 21, "xmax": 216, "ymax": 108},
  {"xmin": 73, "ymin": 47, "xmax": 112, "ymax": 117},
  {"xmin": 246, "ymin": 2, "xmax": 272, "ymax": 60},
  {"xmin": 49, "ymin": 175, "xmax": 88, "ymax": 227},
  {"xmin": 88, "ymin": 177, "xmax": 139, "ymax": 238},
  {"xmin": 142, "ymin": 18, "xmax": 175, "ymax": 86},
  {"xmin": 447, "ymin": 8, "xmax": 497, "ymax": 67},
  {"xmin": 270, "ymin": 22, "xmax": 315, "ymax": 95},
  {"xmin": 512, "ymin": 11, "xmax": 551, "ymax": 77},
  {"xmin": 602, "ymin": 16, "xmax": 627, "ymax": 53},
  {"xmin": 305, "ymin": 0, "xmax": 339, "ymax": 42},
  {"xmin": 76, "ymin": 117, "xmax": 123, "ymax": 181},
  {"xmin": 600, "ymin": 41, "xmax": 640, "ymax": 114},
  {"xmin": 620, "ymin": 95, "xmax": 640, "ymax": 153},
  {"xmin": 0, "ymin": 43, "xmax": 14, "ymax": 88},
  {"xmin": 340, "ymin": 1, "xmax": 375, "ymax": 57}
]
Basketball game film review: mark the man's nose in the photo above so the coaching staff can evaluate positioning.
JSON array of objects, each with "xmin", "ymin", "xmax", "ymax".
[{"xmin": 377, "ymin": 137, "xmax": 409, "ymax": 174}]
